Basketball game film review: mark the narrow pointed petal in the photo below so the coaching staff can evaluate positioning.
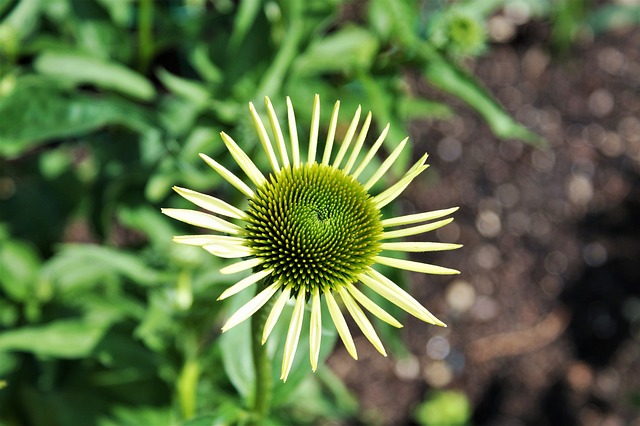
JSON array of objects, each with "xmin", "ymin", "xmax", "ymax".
[
  {"xmin": 307, "ymin": 94, "xmax": 320, "ymax": 164},
  {"xmin": 333, "ymin": 106, "xmax": 361, "ymax": 169},
  {"xmin": 321, "ymin": 100, "xmax": 340, "ymax": 165},
  {"xmin": 220, "ymin": 132, "xmax": 267, "ymax": 187},
  {"xmin": 203, "ymin": 244, "xmax": 251, "ymax": 259},
  {"xmin": 346, "ymin": 283, "xmax": 402, "ymax": 328},
  {"xmin": 218, "ymin": 268, "xmax": 272, "ymax": 300},
  {"xmin": 173, "ymin": 186, "xmax": 245, "ymax": 219},
  {"xmin": 361, "ymin": 269, "xmax": 446, "ymax": 326},
  {"xmin": 337, "ymin": 287, "xmax": 387, "ymax": 356},
  {"xmin": 325, "ymin": 288, "xmax": 358, "ymax": 360},
  {"xmin": 263, "ymin": 284, "xmax": 291, "ymax": 343},
  {"xmin": 310, "ymin": 287, "xmax": 322, "ymax": 371},
  {"xmin": 173, "ymin": 235, "xmax": 244, "ymax": 246},
  {"xmin": 343, "ymin": 111, "xmax": 372, "ymax": 174},
  {"xmin": 281, "ymin": 287, "xmax": 306, "ymax": 381},
  {"xmin": 250, "ymin": 101, "xmax": 280, "ymax": 173},
  {"xmin": 286, "ymin": 97, "xmax": 300, "ymax": 167},
  {"xmin": 265, "ymin": 97, "xmax": 290, "ymax": 168},
  {"xmin": 221, "ymin": 280, "xmax": 281, "ymax": 332},
  {"xmin": 374, "ymin": 255, "xmax": 460, "ymax": 275},
  {"xmin": 381, "ymin": 207, "xmax": 459, "ymax": 227},
  {"xmin": 382, "ymin": 218, "xmax": 455, "ymax": 239},
  {"xmin": 352, "ymin": 123, "xmax": 390, "ymax": 179},
  {"xmin": 380, "ymin": 242, "xmax": 463, "ymax": 252},
  {"xmin": 199, "ymin": 153, "xmax": 254, "ymax": 198},
  {"xmin": 363, "ymin": 137, "xmax": 408, "ymax": 190},
  {"xmin": 219, "ymin": 257, "xmax": 263, "ymax": 275},
  {"xmin": 161, "ymin": 209, "xmax": 241, "ymax": 234},
  {"xmin": 373, "ymin": 154, "xmax": 429, "ymax": 209}
]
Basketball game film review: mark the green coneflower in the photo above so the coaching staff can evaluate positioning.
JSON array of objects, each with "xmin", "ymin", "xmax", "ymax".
[{"xmin": 162, "ymin": 95, "xmax": 461, "ymax": 381}]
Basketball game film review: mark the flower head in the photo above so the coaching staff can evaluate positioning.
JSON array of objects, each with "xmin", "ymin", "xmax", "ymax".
[{"xmin": 163, "ymin": 95, "xmax": 461, "ymax": 381}]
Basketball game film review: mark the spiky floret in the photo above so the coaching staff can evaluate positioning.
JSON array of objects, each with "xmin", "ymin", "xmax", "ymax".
[{"xmin": 162, "ymin": 95, "xmax": 462, "ymax": 381}]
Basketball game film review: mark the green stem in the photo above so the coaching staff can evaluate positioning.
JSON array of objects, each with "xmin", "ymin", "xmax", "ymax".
[{"xmin": 249, "ymin": 278, "xmax": 275, "ymax": 425}]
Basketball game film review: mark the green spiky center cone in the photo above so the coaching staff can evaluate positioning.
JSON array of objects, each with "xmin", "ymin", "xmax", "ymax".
[{"xmin": 244, "ymin": 163, "xmax": 383, "ymax": 292}]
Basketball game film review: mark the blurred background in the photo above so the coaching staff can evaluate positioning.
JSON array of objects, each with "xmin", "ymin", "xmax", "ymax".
[{"xmin": 1, "ymin": 0, "xmax": 639, "ymax": 425}]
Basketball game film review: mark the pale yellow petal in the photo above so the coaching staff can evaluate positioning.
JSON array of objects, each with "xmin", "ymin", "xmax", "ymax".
[
  {"xmin": 219, "ymin": 257, "xmax": 263, "ymax": 275},
  {"xmin": 173, "ymin": 186, "xmax": 245, "ymax": 219},
  {"xmin": 380, "ymin": 242, "xmax": 463, "ymax": 252},
  {"xmin": 173, "ymin": 235, "xmax": 244, "ymax": 246},
  {"xmin": 263, "ymin": 284, "xmax": 291, "ymax": 343},
  {"xmin": 249, "ymin": 101, "xmax": 280, "ymax": 173},
  {"xmin": 221, "ymin": 280, "xmax": 281, "ymax": 332},
  {"xmin": 310, "ymin": 287, "xmax": 322, "ymax": 371},
  {"xmin": 321, "ymin": 100, "xmax": 341, "ymax": 165},
  {"xmin": 381, "ymin": 207, "xmax": 459, "ymax": 227},
  {"xmin": 199, "ymin": 153, "xmax": 254, "ymax": 198},
  {"xmin": 343, "ymin": 111, "xmax": 372, "ymax": 174},
  {"xmin": 332, "ymin": 106, "xmax": 361, "ymax": 169},
  {"xmin": 351, "ymin": 123, "xmax": 390, "ymax": 179},
  {"xmin": 308, "ymin": 94, "xmax": 320, "ymax": 164},
  {"xmin": 161, "ymin": 209, "xmax": 241, "ymax": 234},
  {"xmin": 218, "ymin": 268, "xmax": 272, "ymax": 300},
  {"xmin": 337, "ymin": 287, "xmax": 387, "ymax": 356},
  {"xmin": 203, "ymin": 244, "xmax": 251, "ymax": 259},
  {"xmin": 373, "ymin": 154, "xmax": 429, "ymax": 209},
  {"xmin": 360, "ymin": 269, "xmax": 446, "ymax": 326},
  {"xmin": 346, "ymin": 283, "xmax": 402, "ymax": 328},
  {"xmin": 364, "ymin": 137, "xmax": 408, "ymax": 190},
  {"xmin": 324, "ymin": 288, "xmax": 358, "ymax": 360},
  {"xmin": 281, "ymin": 287, "xmax": 306, "ymax": 381},
  {"xmin": 220, "ymin": 132, "xmax": 267, "ymax": 187},
  {"xmin": 286, "ymin": 97, "xmax": 300, "ymax": 167},
  {"xmin": 265, "ymin": 97, "xmax": 290, "ymax": 168},
  {"xmin": 374, "ymin": 255, "xmax": 460, "ymax": 275},
  {"xmin": 382, "ymin": 218, "xmax": 454, "ymax": 239}
]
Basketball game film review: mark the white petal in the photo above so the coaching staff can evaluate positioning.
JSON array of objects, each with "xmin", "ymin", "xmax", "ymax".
[
  {"xmin": 337, "ymin": 287, "xmax": 387, "ymax": 356},
  {"xmin": 161, "ymin": 209, "xmax": 241, "ymax": 234},
  {"xmin": 173, "ymin": 186, "xmax": 245, "ymax": 219},
  {"xmin": 203, "ymin": 244, "xmax": 251, "ymax": 259},
  {"xmin": 307, "ymin": 94, "xmax": 320, "ymax": 164},
  {"xmin": 265, "ymin": 97, "xmax": 290, "ymax": 168},
  {"xmin": 382, "ymin": 218, "xmax": 455, "ymax": 239},
  {"xmin": 351, "ymin": 123, "xmax": 390, "ymax": 179},
  {"xmin": 218, "ymin": 268, "xmax": 273, "ymax": 300},
  {"xmin": 262, "ymin": 284, "xmax": 291, "ymax": 343},
  {"xmin": 286, "ymin": 97, "xmax": 300, "ymax": 167},
  {"xmin": 374, "ymin": 255, "xmax": 460, "ymax": 275},
  {"xmin": 199, "ymin": 153, "xmax": 254, "ymax": 198},
  {"xmin": 364, "ymin": 137, "xmax": 408, "ymax": 190},
  {"xmin": 281, "ymin": 287, "xmax": 306, "ymax": 381},
  {"xmin": 346, "ymin": 283, "xmax": 402, "ymax": 328},
  {"xmin": 332, "ymin": 106, "xmax": 361, "ymax": 169},
  {"xmin": 221, "ymin": 280, "xmax": 281, "ymax": 332},
  {"xmin": 380, "ymin": 242, "xmax": 463, "ymax": 252},
  {"xmin": 325, "ymin": 288, "xmax": 358, "ymax": 360},
  {"xmin": 220, "ymin": 132, "xmax": 267, "ymax": 187},
  {"xmin": 250, "ymin": 101, "xmax": 280, "ymax": 173},
  {"xmin": 381, "ymin": 207, "xmax": 459, "ymax": 227},
  {"xmin": 373, "ymin": 154, "xmax": 429, "ymax": 209},
  {"xmin": 219, "ymin": 257, "xmax": 263, "ymax": 275},
  {"xmin": 173, "ymin": 235, "xmax": 244, "ymax": 246},
  {"xmin": 310, "ymin": 287, "xmax": 322, "ymax": 371},
  {"xmin": 360, "ymin": 269, "xmax": 446, "ymax": 326},
  {"xmin": 343, "ymin": 111, "xmax": 372, "ymax": 174},
  {"xmin": 321, "ymin": 101, "xmax": 340, "ymax": 165}
]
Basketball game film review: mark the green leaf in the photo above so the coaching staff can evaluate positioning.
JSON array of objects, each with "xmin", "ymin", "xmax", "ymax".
[
  {"xmin": 34, "ymin": 51, "xmax": 156, "ymax": 101},
  {"xmin": 293, "ymin": 26, "xmax": 379, "ymax": 75},
  {"xmin": 0, "ymin": 237, "xmax": 41, "ymax": 301},
  {"xmin": 0, "ymin": 318, "xmax": 110, "ymax": 358},
  {"xmin": 156, "ymin": 67, "xmax": 210, "ymax": 107},
  {"xmin": 0, "ymin": 80, "xmax": 154, "ymax": 157}
]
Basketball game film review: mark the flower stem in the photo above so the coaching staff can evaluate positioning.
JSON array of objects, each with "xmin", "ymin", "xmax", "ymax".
[{"xmin": 249, "ymin": 278, "xmax": 275, "ymax": 425}]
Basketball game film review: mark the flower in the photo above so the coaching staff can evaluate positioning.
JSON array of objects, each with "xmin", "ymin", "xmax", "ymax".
[{"xmin": 162, "ymin": 95, "xmax": 461, "ymax": 381}]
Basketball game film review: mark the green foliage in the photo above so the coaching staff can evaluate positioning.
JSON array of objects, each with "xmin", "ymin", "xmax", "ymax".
[
  {"xmin": 414, "ymin": 390, "xmax": 472, "ymax": 426},
  {"xmin": 0, "ymin": 0, "xmax": 556, "ymax": 424}
]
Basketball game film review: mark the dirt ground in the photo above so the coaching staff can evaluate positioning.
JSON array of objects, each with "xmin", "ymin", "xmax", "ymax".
[{"xmin": 327, "ymin": 21, "xmax": 640, "ymax": 426}]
